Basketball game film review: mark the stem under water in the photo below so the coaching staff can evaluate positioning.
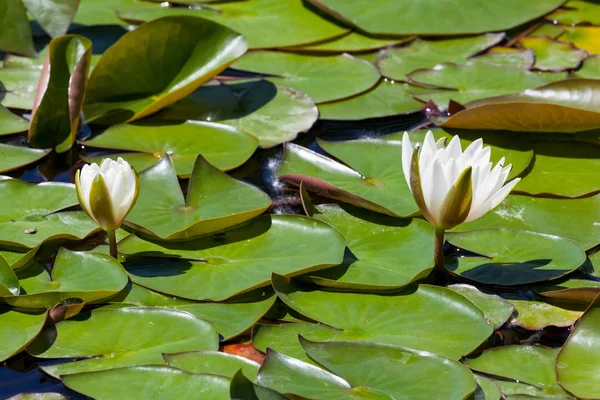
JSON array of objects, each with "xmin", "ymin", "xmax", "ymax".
[
  {"xmin": 108, "ymin": 229, "xmax": 118, "ymax": 259},
  {"xmin": 433, "ymin": 228, "xmax": 446, "ymax": 285}
]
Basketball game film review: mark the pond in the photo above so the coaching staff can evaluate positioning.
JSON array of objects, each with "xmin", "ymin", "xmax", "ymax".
[{"xmin": 0, "ymin": 0, "xmax": 600, "ymax": 399}]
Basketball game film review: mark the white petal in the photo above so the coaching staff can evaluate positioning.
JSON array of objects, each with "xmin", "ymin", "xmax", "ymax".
[
  {"xmin": 419, "ymin": 130, "xmax": 438, "ymax": 169},
  {"xmin": 401, "ymin": 132, "xmax": 414, "ymax": 190},
  {"xmin": 463, "ymin": 138, "xmax": 483, "ymax": 158},
  {"xmin": 445, "ymin": 135, "xmax": 462, "ymax": 161},
  {"xmin": 465, "ymin": 178, "xmax": 520, "ymax": 222},
  {"xmin": 427, "ymin": 159, "xmax": 450, "ymax": 226}
]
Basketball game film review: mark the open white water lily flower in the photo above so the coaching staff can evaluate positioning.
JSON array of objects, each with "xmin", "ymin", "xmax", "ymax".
[
  {"xmin": 402, "ymin": 131, "xmax": 520, "ymax": 231},
  {"xmin": 75, "ymin": 157, "xmax": 139, "ymax": 233}
]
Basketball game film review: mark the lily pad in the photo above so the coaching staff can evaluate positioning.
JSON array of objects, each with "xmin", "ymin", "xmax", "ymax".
[
  {"xmin": 448, "ymin": 284, "xmax": 514, "ymax": 329},
  {"xmin": 409, "ymin": 62, "xmax": 548, "ymax": 108},
  {"xmin": 82, "ymin": 120, "xmax": 258, "ymax": 176},
  {"xmin": 469, "ymin": 50, "xmax": 535, "ymax": 69},
  {"xmin": 474, "ymin": 374, "xmax": 502, "ymax": 400},
  {"xmin": 272, "ymin": 275, "xmax": 493, "ymax": 360},
  {"xmin": 124, "ymin": 155, "xmax": 271, "ymax": 240},
  {"xmin": 308, "ymin": 0, "xmax": 565, "ymax": 35},
  {"xmin": 5, "ymin": 248, "xmax": 128, "ymax": 309},
  {"xmin": 452, "ymin": 193, "xmax": 600, "ymax": 250},
  {"xmin": 288, "ymin": 32, "xmax": 409, "ymax": 53},
  {"xmin": 573, "ymin": 54, "xmax": 600, "ymax": 78},
  {"xmin": 164, "ymin": 350, "xmax": 260, "ymax": 379},
  {"xmin": 27, "ymin": 307, "xmax": 218, "ymax": 377},
  {"xmin": 530, "ymin": 22, "xmax": 566, "ymax": 39},
  {"xmin": 0, "ymin": 256, "xmax": 19, "ymax": 296},
  {"xmin": 0, "ymin": 106, "xmax": 29, "ymax": 135},
  {"xmin": 305, "ymin": 203, "xmax": 434, "ymax": 290},
  {"xmin": 21, "ymin": 0, "xmax": 79, "ymax": 38},
  {"xmin": 6, "ymin": 394, "xmax": 67, "ymax": 400},
  {"xmin": 516, "ymin": 141, "xmax": 600, "ymax": 197},
  {"xmin": 111, "ymin": 283, "xmax": 276, "ymax": 341},
  {"xmin": 536, "ymin": 278, "xmax": 600, "ymax": 304},
  {"xmin": 157, "ymin": 80, "xmax": 318, "ymax": 148},
  {"xmin": 120, "ymin": 0, "xmax": 348, "ymax": 49},
  {"xmin": 0, "ymin": 180, "xmax": 100, "ymax": 248},
  {"xmin": 63, "ymin": 366, "xmax": 230, "ymax": 400},
  {"xmin": 519, "ymin": 37, "xmax": 586, "ymax": 71},
  {"xmin": 547, "ymin": 1, "xmax": 600, "ymax": 26},
  {"xmin": 72, "ymin": 0, "xmax": 161, "ymax": 26},
  {"xmin": 378, "ymin": 34, "xmax": 505, "ymax": 80},
  {"xmin": 230, "ymin": 370, "xmax": 290, "ymax": 400},
  {"xmin": 439, "ymin": 79, "xmax": 600, "ymax": 132},
  {"xmin": 0, "ymin": 144, "xmax": 49, "ymax": 174},
  {"xmin": 556, "ymin": 295, "xmax": 600, "ymax": 398},
  {"xmin": 277, "ymin": 141, "xmax": 418, "ymax": 217},
  {"xmin": 446, "ymin": 229, "xmax": 586, "ymax": 286},
  {"xmin": 558, "ymin": 26, "xmax": 600, "ymax": 54},
  {"xmin": 0, "ymin": 67, "xmax": 41, "ymax": 109},
  {"xmin": 505, "ymin": 297, "xmax": 585, "ymax": 329},
  {"xmin": 28, "ymin": 35, "xmax": 92, "ymax": 153},
  {"xmin": 0, "ymin": 307, "xmax": 47, "ymax": 362},
  {"xmin": 84, "ymin": 15, "xmax": 248, "ymax": 123},
  {"xmin": 0, "ymin": 0, "xmax": 35, "ymax": 57},
  {"xmin": 118, "ymin": 214, "xmax": 346, "ymax": 301},
  {"xmin": 317, "ymin": 81, "xmax": 425, "ymax": 120},
  {"xmin": 466, "ymin": 346, "xmax": 568, "ymax": 397},
  {"xmin": 232, "ymin": 51, "xmax": 380, "ymax": 103}
]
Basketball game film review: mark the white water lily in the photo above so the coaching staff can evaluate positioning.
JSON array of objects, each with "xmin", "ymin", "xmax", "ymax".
[
  {"xmin": 75, "ymin": 157, "xmax": 139, "ymax": 256},
  {"xmin": 402, "ymin": 131, "xmax": 520, "ymax": 230}
]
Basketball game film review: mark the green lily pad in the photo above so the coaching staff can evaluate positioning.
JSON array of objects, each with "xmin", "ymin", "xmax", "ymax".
[
  {"xmin": 84, "ymin": 15, "xmax": 247, "ymax": 123},
  {"xmin": 307, "ymin": 0, "xmax": 565, "ymax": 36},
  {"xmin": 5, "ymin": 248, "xmax": 128, "ymax": 308},
  {"xmin": 409, "ymin": 62, "xmax": 548, "ymax": 108},
  {"xmin": 28, "ymin": 307, "xmax": 218, "ymax": 377},
  {"xmin": 547, "ymin": 0, "xmax": 600, "ymax": 25},
  {"xmin": 0, "ymin": 307, "xmax": 47, "ymax": 362},
  {"xmin": 22, "ymin": 0, "xmax": 79, "ymax": 37},
  {"xmin": 0, "ymin": 245, "xmax": 39, "ymax": 271},
  {"xmin": 446, "ymin": 229, "xmax": 586, "ymax": 286},
  {"xmin": 474, "ymin": 374, "xmax": 502, "ymax": 400},
  {"xmin": 0, "ymin": 0, "xmax": 35, "ymax": 57},
  {"xmin": 448, "ymin": 284, "xmax": 514, "ymax": 330},
  {"xmin": 516, "ymin": 141, "xmax": 600, "ymax": 197},
  {"xmin": 272, "ymin": 275, "xmax": 493, "ymax": 360},
  {"xmin": 505, "ymin": 297, "xmax": 585, "ymax": 329},
  {"xmin": 573, "ymin": 54, "xmax": 600, "ymax": 79},
  {"xmin": 288, "ymin": 32, "xmax": 409, "ymax": 53},
  {"xmin": 157, "ymin": 80, "xmax": 318, "ymax": 148},
  {"xmin": 556, "ymin": 295, "xmax": 600, "ymax": 398},
  {"xmin": 63, "ymin": 366, "xmax": 230, "ymax": 400},
  {"xmin": 530, "ymin": 22, "xmax": 566, "ymax": 39},
  {"xmin": 378, "ymin": 34, "xmax": 505, "ymax": 80},
  {"xmin": 258, "ymin": 340, "xmax": 476, "ymax": 400},
  {"xmin": 0, "ymin": 256, "xmax": 19, "ymax": 296},
  {"xmin": 0, "ymin": 67, "xmax": 41, "ymax": 109},
  {"xmin": 230, "ymin": 370, "xmax": 290, "ymax": 400},
  {"xmin": 317, "ymin": 81, "xmax": 425, "ymax": 120},
  {"xmin": 124, "ymin": 155, "xmax": 270, "ymax": 240},
  {"xmin": 0, "ymin": 180, "xmax": 100, "ymax": 248},
  {"xmin": 28, "ymin": 35, "xmax": 92, "ymax": 153},
  {"xmin": 118, "ymin": 0, "xmax": 348, "ymax": 50},
  {"xmin": 6, "ymin": 394, "xmax": 68, "ymax": 400},
  {"xmin": 0, "ymin": 144, "xmax": 49, "ymax": 174},
  {"xmin": 562, "ymin": 26, "xmax": 600, "ymax": 55},
  {"xmin": 519, "ymin": 37, "xmax": 586, "ymax": 72},
  {"xmin": 82, "ymin": 120, "xmax": 258, "ymax": 176},
  {"xmin": 439, "ymin": 79, "xmax": 600, "ymax": 132},
  {"xmin": 536, "ymin": 278, "xmax": 600, "ymax": 304},
  {"xmin": 119, "ymin": 215, "xmax": 346, "ymax": 301},
  {"xmin": 111, "ymin": 282, "xmax": 276, "ymax": 341},
  {"xmin": 494, "ymin": 379, "xmax": 568, "ymax": 399},
  {"xmin": 0, "ymin": 106, "xmax": 29, "ymax": 135},
  {"xmin": 466, "ymin": 346, "xmax": 569, "ymax": 397},
  {"xmin": 232, "ymin": 51, "xmax": 380, "ymax": 103},
  {"xmin": 277, "ymin": 141, "xmax": 418, "ymax": 217},
  {"xmin": 164, "ymin": 350, "xmax": 260, "ymax": 379},
  {"xmin": 452, "ymin": 194, "xmax": 600, "ymax": 250},
  {"xmin": 72, "ymin": 0, "xmax": 160, "ymax": 26},
  {"xmin": 305, "ymin": 203, "xmax": 434, "ymax": 290},
  {"xmin": 469, "ymin": 49, "xmax": 535, "ymax": 69}
]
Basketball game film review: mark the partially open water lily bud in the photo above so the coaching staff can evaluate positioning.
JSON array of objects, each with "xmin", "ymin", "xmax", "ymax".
[
  {"xmin": 402, "ymin": 130, "xmax": 520, "ymax": 230},
  {"xmin": 75, "ymin": 157, "xmax": 139, "ymax": 233}
]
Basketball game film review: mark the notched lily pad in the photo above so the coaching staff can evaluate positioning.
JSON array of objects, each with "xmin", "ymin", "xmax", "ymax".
[
  {"xmin": 0, "ymin": 307, "xmax": 47, "ymax": 362},
  {"xmin": 0, "ymin": 144, "xmax": 49, "ymax": 174},
  {"xmin": 519, "ymin": 36, "xmax": 586, "ymax": 72}
]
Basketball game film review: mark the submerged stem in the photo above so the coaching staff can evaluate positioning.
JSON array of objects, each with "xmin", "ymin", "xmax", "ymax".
[
  {"xmin": 433, "ymin": 228, "xmax": 446, "ymax": 284},
  {"xmin": 108, "ymin": 229, "xmax": 118, "ymax": 259}
]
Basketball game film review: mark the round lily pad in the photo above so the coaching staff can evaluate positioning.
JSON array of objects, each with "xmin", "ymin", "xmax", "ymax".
[
  {"xmin": 158, "ymin": 80, "xmax": 318, "ymax": 148},
  {"xmin": 232, "ymin": 51, "xmax": 380, "ymax": 103},
  {"xmin": 573, "ymin": 54, "xmax": 600, "ymax": 79},
  {"xmin": 0, "ymin": 307, "xmax": 47, "ymax": 362},
  {"xmin": 230, "ymin": 370, "xmax": 288, "ymax": 400},
  {"xmin": 452, "ymin": 193, "xmax": 600, "ymax": 250},
  {"xmin": 378, "ymin": 34, "xmax": 505, "ymax": 80},
  {"xmin": 5, "ymin": 248, "xmax": 128, "ymax": 309},
  {"xmin": 560, "ymin": 26, "xmax": 600, "ymax": 55},
  {"xmin": 288, "ymin": 32, "xmax": 408, "ymax": 53},
  {"xmin": 118, "ymin": 215, "xmax": 346, "ymax": 301},
  {"xmin": 272, "ymin": 275, "xmax": 493, "ymax": 360},
  {"xmin": 505, "ymin": 297, "xmax": 585, "ymax": 329},
  {"xmin": 556, "ymin": 295, "xmax": 600, "ymax": 398},
  {"xmin": 82, "ymin": 120, "xmax": 258, "ymax": 176},
  {"xmin": 547, "ymin": 0, "xmax": 600, "ymax": 25},
  {"xmin": 469, "ymin": 49, "xmax": 535, "ymax": 69},
  {"xmin": 0, "ymin": 144, "xmax": 49, "ymax": 174},
  {"xmin": 28, "ymin": 307, "xmax": 218, "ymax": 377},
  {"xmin": 124, "ymin": 155, "xmax": 271, "ymax": 240},
  {"xmin": 0, "ymin": 68, "xmax": 41, "ymax": 109},
  {"xmin": 0, "ymin": 106, "xmax": 29, "ymax": 135},
  {"xmin": 164, "ymin": 350, "xmax": 260, "ymax": 379},
  {"xmin": 306, "ymin": 203, "xmax": 434, "ymax": 290},
  {"xmin": 519, "ymin": 37, "xmax": 586, "ymax": 72},
  {"xmin": 448, "ymin": 284, "xmax": 514, "ymax": 330},
  {"xmin": 446, "ymin": 229, "xmax": 586, "ymax": 286},
  {"xmin": 307, "ymin": 0, "xmax": 565, "ymax": 36}
]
